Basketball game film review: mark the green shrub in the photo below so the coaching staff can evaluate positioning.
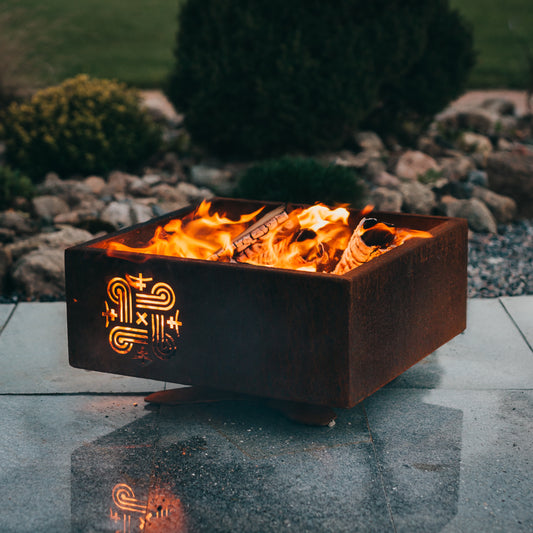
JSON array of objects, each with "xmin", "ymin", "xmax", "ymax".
[
  {"xmin": 0, "ymin": 165, "xmax": 34, "ymax": 210},
  {"xmin": 167, "ymin": 0, "xmax": 473, "ymax": 158},
  {"xmin": 363, "ymin": 1, "xmax": 475, "ymax": 141},
  {"xmin": 0, "ymin": 75, "xmax": 161, "ymax": 181},
  {"xmin": 168, "ymin": 0, "xmax": 439, "ymax": 158},
  {"xmin": 235, "ymin": 157, "xmax": 366, "ymax": 206}
]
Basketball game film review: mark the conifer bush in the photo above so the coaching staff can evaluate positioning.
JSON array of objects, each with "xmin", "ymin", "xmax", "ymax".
[
  {"xmin": 235, "ymin": 157, "xmax": 366, "ymax": 206},
  {"xmin": 168, "ymin": 0, "xmax": 474, "ymax": 157},
  {"xmin": 0, "ymin": 75, "xmax": 161, "ymax": 181}
]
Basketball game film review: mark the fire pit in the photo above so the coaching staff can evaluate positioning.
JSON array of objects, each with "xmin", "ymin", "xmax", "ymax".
[{"xmin": 66, "ymin": 198, "xmax": 467, "ymax": 408}]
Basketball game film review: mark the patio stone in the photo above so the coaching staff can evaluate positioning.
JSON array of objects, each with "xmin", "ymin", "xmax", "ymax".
[
  {"xmin": 0, "ymin": 396, "xmax": 146, "ymax": 533},
  {"xmin": 500, "ymin": 296, "xmax": 533, "ymax": 350},
  {"xmin": 0, "ymin": 302, "xmax": 164, "ymax": 393},
  {"xmin": 364, "ymin": 388, "xmax": 533, "ymax": 533},
  {"xmin": 386, "ymin": 299, "xmax": 533, "ymax": 390},
  {"xmin": 200, "ymin": 399, "xmax": 370, "ymax": 459}
]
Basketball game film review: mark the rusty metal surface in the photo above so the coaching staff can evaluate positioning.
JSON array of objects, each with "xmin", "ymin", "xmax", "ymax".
[{"xmin": 66, "ymin": 199, "xmax": 467, "ymax": 408}]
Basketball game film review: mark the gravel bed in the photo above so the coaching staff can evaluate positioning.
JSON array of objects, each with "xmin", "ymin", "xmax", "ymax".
[{"xmin": 468, "ymin": 219, "xmax": 533, "ymax": 298}]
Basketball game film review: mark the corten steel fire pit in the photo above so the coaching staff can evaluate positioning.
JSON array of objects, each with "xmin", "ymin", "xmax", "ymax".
[{"xmin": 65, "ymin": 198, "xmax": 467, "ymax": 408}]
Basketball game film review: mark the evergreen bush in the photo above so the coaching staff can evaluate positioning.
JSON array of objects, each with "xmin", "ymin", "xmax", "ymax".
[
  {"xmin": 168, "ymin": 0, "xmax": 474, "ymax": 157},
  {"xmin": 364, "ymin": 1, "xmax": 475, "ymax": 140},
  {"xmin": 235, "ymin": 157, "xmax": 366, "ymax": 206},
  {"xmin": 0, "ymin": 165, "xmax": 34, "ymax": 210},
  {"xmin": 0, "ymin": 75, "xmax": 161, "ymax": 181}
]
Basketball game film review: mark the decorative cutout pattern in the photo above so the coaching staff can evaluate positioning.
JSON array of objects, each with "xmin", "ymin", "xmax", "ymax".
[{"xmin": 103, "ymin": 273, "xmax": 182, "ymax": 361}]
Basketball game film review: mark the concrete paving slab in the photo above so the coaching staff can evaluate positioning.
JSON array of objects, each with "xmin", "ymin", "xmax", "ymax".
[
  {"xmin": 387, "ymin": 299, "xmax": 533, "ymax": 390},
  {"xmin": 0, "ymin": 303, "xmax": 14, "ymax": 332},
  {"xmin": 201, "ymin": 400, "xmax": 370, "ymax": 459},
  {"xmin": 364, "ymin": 389, "xmax": 533, "ymax": 532},
  {"xmin": 500, "ymin": 296, "xmax": 533, "ymax": 351},
  {"xmin": 0, "ymin": 302, "xmax": 164, "ymax": 393},
  {"xmin": 73, "ymin": 402, "xmax": 392, "ymax": 532},
  {"xmin": 0, "ymin": 396, "xmax": 147, "ymax": 533}
]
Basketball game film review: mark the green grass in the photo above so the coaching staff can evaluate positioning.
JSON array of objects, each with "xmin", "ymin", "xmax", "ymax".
[
  {"xmin": 1, "ymin": 0, "xmax": 182, "ymax": 88},
  {"xmin": 450, "ymin": 0, "xmax": 533, "ymax": 88},
  {"xmin": 1, "ymin": 0, "xmax": 532, "ymax": 89}
]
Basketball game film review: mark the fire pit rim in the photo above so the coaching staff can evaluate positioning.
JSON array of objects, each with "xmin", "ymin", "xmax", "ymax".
[{"xmin": 67, "ymin": 197, "xmax": 462, "ymax": 280}]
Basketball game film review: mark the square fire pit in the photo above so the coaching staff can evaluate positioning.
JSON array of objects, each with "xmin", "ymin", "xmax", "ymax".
[{"xmin": 65, "ymin": 198, "xmax": 467, "ymax": 408}]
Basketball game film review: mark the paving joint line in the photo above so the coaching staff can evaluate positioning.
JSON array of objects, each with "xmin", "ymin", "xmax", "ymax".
[
  {"xmin": 498, "ymin": 298, "xmax": 533, "ymax": 353},
  {"xmin": 362, "ymin": 403, "xmax": 397, "ymax": 533},
  {"xmin": 0, "ymin": 302, "xmax": 18, "ymax": 335}
]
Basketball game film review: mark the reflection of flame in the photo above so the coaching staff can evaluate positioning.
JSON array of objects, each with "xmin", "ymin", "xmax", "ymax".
[
  {"xmin": 110, "ymin": 482, "xmax": 186, "ymax": 532},
  {"xmin": 97, "ymin": 201, "xmax": 432, "ymax": 275}
]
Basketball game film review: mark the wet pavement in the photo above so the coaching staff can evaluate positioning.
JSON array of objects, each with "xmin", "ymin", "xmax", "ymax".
[{"xmin": 0, "ymin": 297, "xmax": 532, "ymax": 532}]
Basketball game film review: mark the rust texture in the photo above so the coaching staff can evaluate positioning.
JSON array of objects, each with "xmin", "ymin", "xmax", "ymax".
[{"xmin": 65, "ymin": 198, "xmax": 467, "ymax": 408}]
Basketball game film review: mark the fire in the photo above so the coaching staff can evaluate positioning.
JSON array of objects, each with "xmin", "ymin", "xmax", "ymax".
[{"xmin": 97, "ymin": 200, "xmax": 432, "ymax": 275}]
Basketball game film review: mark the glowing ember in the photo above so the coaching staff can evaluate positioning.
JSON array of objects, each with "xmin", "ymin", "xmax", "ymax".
[{"xmin": 96, "ymin": 200, "xmax": 432, "ymax": 275}]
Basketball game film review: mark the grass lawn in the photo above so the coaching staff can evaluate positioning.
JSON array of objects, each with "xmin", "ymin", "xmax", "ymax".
[
  {"xmin": 1, "ymin": 0, "xmax": 532, "ymax": 89},
  {"xmin": 451, "ymin": 0, "xmax": 533, "ymax": 88},
  {"xmin": 1, "ymin": 0, "xmax": 182, "ymax": 88}
]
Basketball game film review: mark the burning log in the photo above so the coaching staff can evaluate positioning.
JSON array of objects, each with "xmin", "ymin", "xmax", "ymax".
[
  {"xmin": 208, "ymin": 205, "xmax": 289, "ymax": 261},
  {"xmin": 333, "ymin": 217, "xmax": 432, "ymax": 275}
]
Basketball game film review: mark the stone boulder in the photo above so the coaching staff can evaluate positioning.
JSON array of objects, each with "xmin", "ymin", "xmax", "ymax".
[
  {"xmin": 441, "ymin": 198, "xmax": 497, "ymax": 233},
  {"xmin": 0, "ymin": 210, "xmax": 37, "ymax": 235},
  {"xmin": 370, "ymin": 188, "xmax": 403, "ymax": 212},
  {"xmin": 32, "ymin": 195, "xmax": 70, "ymax": 222},
  {"xmin": 11, "ymin": 248, "xmax": 66, "ymax": 299},
  {"xmin": 438, "ymin": 155, "xmax": 474, "ymax": 182},
  {"xmin": 190, "ymin": 165, "xmax": 236, "ymax": 196},
  {"xmin": 8, "ymin": 226, "xmax": 93, "ymax": 299},
  {"xmin": 486, "ymin": 151, "xmax": 533, "ymax": 217},
  {"xmin": 99, "ymin": 201, "xmax": 133, "ymax": 229},
  {"xmin": 354, "ymin": 131, "xmax": 385, "ymax": 153},
  {"xmin": 395, "ymin": 150, "xmax": 440, "ymax": 181},
  {"xmin": 398, "ymin": 181, "xmax": 436, "ymax": 215},
  {"xmin": 471, "ymin": 186, "xmax": 516, "ymax": 224},
  {"xmin": 457, "ymin": 132, "xmax": 493, "ymax": 156}
]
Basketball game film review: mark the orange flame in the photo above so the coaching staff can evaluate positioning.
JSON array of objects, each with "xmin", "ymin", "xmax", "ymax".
[{"xmin": 97, "ymin": 201, "xmax": 432, "ymax": 275}]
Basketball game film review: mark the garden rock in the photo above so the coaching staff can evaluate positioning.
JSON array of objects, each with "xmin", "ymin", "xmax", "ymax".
[
  {"xmin": 441, "ymin": 197, "xmax": 497, "ymax": 233},
  {"xmin": 83, "ymin": 175, "xmax": 106, "ymax": 195},
  {"xmin": 99, "ymin": 201, "xmax": 133, "ymax": 229},
  {"xmin": 364, "ymin": 159, "xmax": 388, "ymax": 180},
  {"xmin": 0, "ymin": 210, "xmax": 37, "ymax": 235},
  {"xmin": 354, "ymin": 131, "xmax": 385, "ymax": 153},
  {"xmin": 176, "ymin": 182, "xmax": 214, "ymax": 202},
  {"xmin": 395, "ymin": 150, "xmax": 440, "ymax": 181},
  {"xmin": 5, "ymin": 226, "xmax": 93, "ymax": 262},
  {"xmin": 372, "ymin": 171, "xmax": 401, "ymax": 188},
  {"xmin": 438, "ymin": 155, "xmax": 474, "ymax": 181},
  {"xmin": 486, "ymin": 151, "xmax": 533, "ymax": 216},
  {"xmin": 467, "ymin": 169, "xmax": 489, "ymax": 188},
  {"xmin": 142, "ymin": 174, "xmax": 162, "ymax": 187},
  {"xmin": 130, "ymin": 202, "xmax": 154, "ymax": 225},
  {"xmin": 127, "ymin": 176, "xmax": 152, "ymax": 197},
  {"xmin": 457, "ymin": 132, "xmax": 493, "ymax": 156},
  {"xmin": 190, "ymin": 165, "xmax": 235, "ymax": 196},
  {"xmin": 398, "ymin": 181, "xmax": 436, "ymax": 215},
  {"xmin": 370, "ymin": 187, "xmax": 403, "ymax": 212},
  {"xmin": 32, "ymin": 195, "xmax": 70, "ymax": 221},
  {"xmin": 152, "ymin": 184, "xmax": 188, "ymax": 204},
  {"xmin": 472, "ymin": 186, "xmax": 516, "ymax": 223},
  {"xmin": 11, "ymin": 247, "xmax": 66, "ymax": 300},
  {"xmin": 106, "ymin": 171, "xmax": 136, "ymax": 194}
]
